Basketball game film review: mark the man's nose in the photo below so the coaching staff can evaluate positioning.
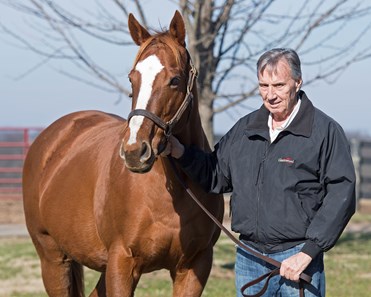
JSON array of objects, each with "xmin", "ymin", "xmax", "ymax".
[{"xmin": 267, "ymin": 86, "xmax": 276, "ymax": 99}]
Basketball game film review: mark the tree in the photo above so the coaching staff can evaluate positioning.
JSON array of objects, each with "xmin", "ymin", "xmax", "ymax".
[{"xmin": 1, "ymin": 0, "xmax": 371, "ymax": 143}]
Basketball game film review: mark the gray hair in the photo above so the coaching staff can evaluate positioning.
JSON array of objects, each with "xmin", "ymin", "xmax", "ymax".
[{"xmin": 257, "ymin": 48, "xmax": 302, "ymax": 81}]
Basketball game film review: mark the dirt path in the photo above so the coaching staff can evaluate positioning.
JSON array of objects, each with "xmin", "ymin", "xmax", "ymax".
[{"xmin": 0, "ymin": 195, "xmax": 25, "ymax": 224}]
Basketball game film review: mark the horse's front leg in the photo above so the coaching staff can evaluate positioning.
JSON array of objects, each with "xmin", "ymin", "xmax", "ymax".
[
  {"xmin": 171, "ymin": 247, "xmax": 213, "ymax": 297},
  {"xmin": 106, "ymin": 245, "xmax": 142, "ymax": 297}
]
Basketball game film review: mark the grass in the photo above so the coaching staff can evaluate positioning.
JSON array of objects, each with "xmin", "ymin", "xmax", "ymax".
[
  {"xmin": 326, "ymin": 232, "xmax": 371, "ymax": 296},
  {"xmin": 0, "ymin": 213, "xmax": 370, "ymax": 296},
  {"xmin": 0, "ymin": 236, "xmax": 236, "ymax": 297}
]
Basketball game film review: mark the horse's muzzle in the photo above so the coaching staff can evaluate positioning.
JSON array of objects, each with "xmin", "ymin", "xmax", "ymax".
[{"xmin": 119, "ymin": 140, "xmax": 156, "ymax": 173}]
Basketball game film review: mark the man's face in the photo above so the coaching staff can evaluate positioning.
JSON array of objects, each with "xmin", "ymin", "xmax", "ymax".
[{"xmin": 258, "ymin": 59, "xmax": 302, "ymax": 121}]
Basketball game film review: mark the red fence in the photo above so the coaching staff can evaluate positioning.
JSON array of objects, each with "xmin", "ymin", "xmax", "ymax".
[{"xmin": 0, "ymin": 127, "xmax": 43, "ymax": 194}]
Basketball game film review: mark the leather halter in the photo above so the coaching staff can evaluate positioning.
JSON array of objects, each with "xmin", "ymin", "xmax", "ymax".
[{"xmin": 127, "ymin": 54, "xmax": 197, "ymax": 138}]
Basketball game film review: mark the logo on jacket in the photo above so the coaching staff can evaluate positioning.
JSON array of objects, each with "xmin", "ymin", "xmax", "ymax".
[{"xmin": 278, "ymin": 157, "xmax": 295, "ymax": 164}]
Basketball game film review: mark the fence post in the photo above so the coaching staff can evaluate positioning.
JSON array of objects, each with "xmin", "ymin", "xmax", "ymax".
[{"xmin": 23, "ymin": 128, "xmax": 30, "ymax": 157}]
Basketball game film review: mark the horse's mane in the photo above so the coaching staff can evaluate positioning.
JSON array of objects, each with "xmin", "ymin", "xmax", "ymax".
[{"xmin": 132, "ymin": 31, "xmax": 186, "ymax": 70}]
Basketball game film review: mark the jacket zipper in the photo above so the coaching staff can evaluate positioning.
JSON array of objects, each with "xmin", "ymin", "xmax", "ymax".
[{"xmin": 255, "ymin": 142, "xmax": 268, "ymax": 243}]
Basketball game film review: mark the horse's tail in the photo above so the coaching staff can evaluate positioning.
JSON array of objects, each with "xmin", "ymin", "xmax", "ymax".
[{"xmin": 69, "ymin": 260, "xmax": 84, "ymax": 297}]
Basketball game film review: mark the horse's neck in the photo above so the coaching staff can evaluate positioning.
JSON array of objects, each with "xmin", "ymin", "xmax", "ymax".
[{"xmin": 176, "ymin": 92, "xmax": 211, "ymax": 152}]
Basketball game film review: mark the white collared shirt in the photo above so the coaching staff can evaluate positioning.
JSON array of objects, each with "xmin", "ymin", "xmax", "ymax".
[{"xmin": 268, "ymin": 98, "xmax": 301, "ymax": 142}]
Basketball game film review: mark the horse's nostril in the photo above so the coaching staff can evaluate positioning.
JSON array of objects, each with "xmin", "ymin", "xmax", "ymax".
[{"xmin": 140, "ymin": 141, "xmax": 151, "ymax": 163}]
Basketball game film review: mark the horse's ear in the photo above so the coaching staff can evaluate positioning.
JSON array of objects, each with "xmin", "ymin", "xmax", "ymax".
[
  {"xmin": 128, "ymin": 13, "xmax": 151, "ymax": 46},
  {"xmin": 169, "ymin": 10, "xmax": 186, "ymax": 47}
]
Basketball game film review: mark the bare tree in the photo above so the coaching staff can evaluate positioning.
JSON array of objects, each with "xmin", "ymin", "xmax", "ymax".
[{"xmin": 1, "ymin": 0, "xmax": 371, "ymax": 143}]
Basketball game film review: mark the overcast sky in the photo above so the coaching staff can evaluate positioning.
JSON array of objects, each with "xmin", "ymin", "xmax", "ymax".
[{"xmin": 1, "ymin": 1, "xmax": 371, "ymax": 138}]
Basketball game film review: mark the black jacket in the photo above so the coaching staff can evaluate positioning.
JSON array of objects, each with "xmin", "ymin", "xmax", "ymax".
[{"xmin": 178, "ymin": 91, "xmax": 356, "ymax": 258}]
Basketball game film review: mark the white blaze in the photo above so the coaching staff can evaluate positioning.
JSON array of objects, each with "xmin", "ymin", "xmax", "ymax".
[{"xmin": 128, "ymin": 55, "xmax": 164, "ymax": 145}]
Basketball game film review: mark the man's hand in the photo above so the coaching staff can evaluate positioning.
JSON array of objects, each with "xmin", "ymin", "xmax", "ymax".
[
  {"xmin": 161, "ymin": 135, "xmax": 185, "ymax": 159},
  {"xmin": 280, "ymin": 252, "xmax": 312, "ymax": 282}
]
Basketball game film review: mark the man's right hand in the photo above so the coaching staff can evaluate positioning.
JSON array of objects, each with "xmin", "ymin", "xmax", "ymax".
[{"xmin": 161, "ymin": 135, "xmax": 185, "ymax": 159}]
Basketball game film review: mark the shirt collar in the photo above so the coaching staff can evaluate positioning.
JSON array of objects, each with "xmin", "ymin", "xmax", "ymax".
[{"xmin": 245, "ymin": 90, "xmax": 314, "ymax": 139}]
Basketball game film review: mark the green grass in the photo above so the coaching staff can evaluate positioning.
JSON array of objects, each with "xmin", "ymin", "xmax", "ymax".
[
  {"xmin": 326, "ymin": 232, "xmax": 371, "ymax": 296},
  {"xmin": 0, "ymin": 214, "xmax": 370, "ymax": 297}
]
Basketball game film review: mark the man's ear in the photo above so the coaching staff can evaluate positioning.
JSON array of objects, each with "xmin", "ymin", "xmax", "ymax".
[{"xmin": 296, "ymin": 78, "xmax": 303, "ymax": 92}]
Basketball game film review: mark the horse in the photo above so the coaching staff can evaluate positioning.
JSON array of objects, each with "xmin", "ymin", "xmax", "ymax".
[{"xmin": 22, "ymin": 10, "xmax": 224, "ymax": 297}]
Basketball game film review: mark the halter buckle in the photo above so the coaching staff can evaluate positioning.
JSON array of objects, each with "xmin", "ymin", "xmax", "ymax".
[{"xmin": 164, "ymin": 125, "xmax": 172, "ymax": 139}]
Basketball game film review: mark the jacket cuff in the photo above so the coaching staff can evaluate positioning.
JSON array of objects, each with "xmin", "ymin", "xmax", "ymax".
[{"xmin": 301, "ymin": 240, "xmax": 322, "ymax": 259}]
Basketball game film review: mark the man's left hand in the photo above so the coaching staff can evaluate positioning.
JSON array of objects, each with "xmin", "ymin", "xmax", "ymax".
[{"xmin": 280, "ymin": 252, "xmax": 312, "ymax": 282}]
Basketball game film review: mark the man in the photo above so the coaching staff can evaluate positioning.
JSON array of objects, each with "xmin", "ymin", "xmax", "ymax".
[{"xmin": 164, "ymin": 48, "xmax": 356, "ymax": 296}]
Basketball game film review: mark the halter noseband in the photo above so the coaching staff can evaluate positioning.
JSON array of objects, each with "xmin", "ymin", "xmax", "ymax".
[{"xmin": 127, "ymin": 56, "xmax": 197, "ymax": 138}]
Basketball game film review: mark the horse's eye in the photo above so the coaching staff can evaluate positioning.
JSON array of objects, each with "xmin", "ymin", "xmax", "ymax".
[
  {"xmin": 170, "ymin": 77, "xmax": 180, "ymax": 87},
  {"xmin": 128, "ymin": 93, "xmax": 133, "ymax": 98}
]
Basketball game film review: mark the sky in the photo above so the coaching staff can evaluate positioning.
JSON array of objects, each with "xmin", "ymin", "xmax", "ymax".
[{"xmin": 1, "ymin": 1, "xmax": 371, "ymax": 138}]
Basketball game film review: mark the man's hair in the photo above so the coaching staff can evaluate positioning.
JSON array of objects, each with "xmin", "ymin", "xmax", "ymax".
[{"xmin": 257, "ymin": 48, "xmax": 302, "ymax": 81}]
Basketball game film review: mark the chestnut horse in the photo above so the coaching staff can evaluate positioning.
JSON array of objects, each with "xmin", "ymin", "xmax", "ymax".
[{"xmin": 22, "ymin": 11, "xmax": 224, "ymax": 297}]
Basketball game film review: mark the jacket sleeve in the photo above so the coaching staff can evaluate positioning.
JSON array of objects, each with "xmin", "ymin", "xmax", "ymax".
[
  {"xmin": 301, "ymin": 122, "xmax": 356, "ymax": 259},
  {"xmin": 176, "ymin": 121, "xmax": 242, "ymax": 194}
]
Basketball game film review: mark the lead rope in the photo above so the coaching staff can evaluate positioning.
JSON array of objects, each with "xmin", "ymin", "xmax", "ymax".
[{"xmin": 166, "ymin": 155, "xmax": 309, "ymax": 297}]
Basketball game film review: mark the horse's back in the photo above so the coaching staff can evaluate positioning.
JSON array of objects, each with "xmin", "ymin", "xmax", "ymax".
[
  {"xmin": 23, "ymin": 110, "xmax": 126, "ymax": 270},
  {"xmin": 24, "ymin": 110, "xmax": 125, "ymax": 198},
  {"xmin": 25, "ymin": 110, "xmax": 123, "ymax": 175}
]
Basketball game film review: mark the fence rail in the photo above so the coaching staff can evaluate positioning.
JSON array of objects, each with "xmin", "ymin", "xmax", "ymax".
[{"xmin": 0, "ymin": 127, "xmax": 42, "ymax": 193}]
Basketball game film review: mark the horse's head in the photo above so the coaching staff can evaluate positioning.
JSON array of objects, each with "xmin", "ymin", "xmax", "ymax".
[{"xmin": 120, "ymin": 11, "xmax": 197, "ymax": 173}]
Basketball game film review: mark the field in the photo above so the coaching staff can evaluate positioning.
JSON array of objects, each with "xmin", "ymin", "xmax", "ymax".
[{"xmin": 0, "ymin": 198, "xmax": 371, "ymax": 296}]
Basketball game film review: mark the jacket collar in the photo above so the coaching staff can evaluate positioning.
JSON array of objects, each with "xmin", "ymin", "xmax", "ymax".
[{"xmin": 245, "ymin": 90, "xmax": 314, "ymax": 139}]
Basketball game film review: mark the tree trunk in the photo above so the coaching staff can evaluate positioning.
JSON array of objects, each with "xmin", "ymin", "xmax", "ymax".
[{"xmin": 198, "ymin": 88, "xmax": 215, "ymax": 146}]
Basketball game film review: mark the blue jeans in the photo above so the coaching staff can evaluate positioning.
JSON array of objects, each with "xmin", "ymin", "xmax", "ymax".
[{"xmin": 235, "ymin": 243, "xmax": 325, "ymax": 297}]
